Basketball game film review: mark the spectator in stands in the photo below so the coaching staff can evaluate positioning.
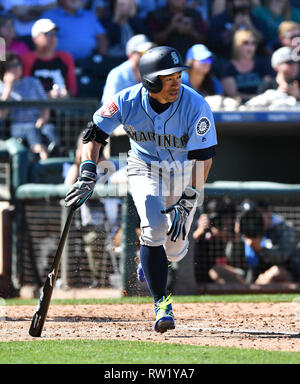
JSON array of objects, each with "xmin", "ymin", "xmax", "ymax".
[
  {"xmin": 211, "ymin": 0, "xmax": 261, "ymax": 18},
  {"xmin": 257, "ymin": 46, "xmax": 300, "ymax": 100},
  {"xmin": 209, "ymin": 0, "xmax": 265, "ymax": 59},
  {"xmin": 235, "ymin": 200, "xmax": 300, "ymax": 284},
  {"xmin": 185, "ymin": 0, "xmax": 210, "ymax": 21},
  {"xmin": 252, "ymin": 0, "xmax": 300, "ymax": 44},
  {"xmin": 64, "ymin": 134, "xmax": 121, "ymax": 287},
  {"xmin": 135, "ymin": 0, "xmax": 158, "ymax": 20},
  {"xmin": 147, "ymin": 0, "xmax": 208, "ymax": 59},
  {"xmin": 278, "ymin": 20, "xmax": 300, "ymax": 48},
  {"xmin": 192, "ymin": 197, "xmax": 243, "ymax": 284},
  {"xmin": 101, "ymin": 34, "xmax": 155, "ymax": 105},
  {"xmin": 181, "ymin": 44, "xmax": 224, "ymax": 97},
  {"xmin": 0, "ymin": 0, "xmax": 57, "ymax": 41},
  {"xmin": 0, "ymin": 14, "xmax": 30, "ymax": 57},
  {"xmin": 0, "ymin": 52, "xmax": 59, "ymax": 160},
  {"xmin": 135, "ymin": 0, "xmax": 210, "ymax": 21},
  {"xmin": 220, "ymin": 29, "xmax": 273, "ymax": 103},
  {"xmin": 42, "ymin": 0, "xmax": 108, "ymax": 61},
  {"xmin": 100, "ymin": 0, "xmax": 148, "ymax": 59},
  {"xmin": 22, "ymin": 18, "xmax": 77, "ymax": 98},
  {"xmin": 91, "ymin": 0, "xmax": 110, "ymax": 19},
  {"xmin": 268, "ymin": 20, "xmax": 300, "ymax": 52}
]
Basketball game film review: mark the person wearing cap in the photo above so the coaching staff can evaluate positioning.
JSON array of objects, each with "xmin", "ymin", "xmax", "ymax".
[
  {"xmin": 100, "ymin": 34, "xmax": 155, "ymax": 105},
  {"xmin": 22, "ymin": 18, "xmax": 77, "ymax": 98},
  {"xmin": 181, "ymin": 44, "xmax": 224, "ymax": 97},
  {"xmin": 258, "ymin": 46, "xmax": 300, "ymax": 100},
  {"xmin": 42, "ymin": 0, "xmax": 108, "ymax": 61}
]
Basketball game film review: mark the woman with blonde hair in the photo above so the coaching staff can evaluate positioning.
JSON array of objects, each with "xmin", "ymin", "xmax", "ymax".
[
  {"xmin": 221, "ymin": 29, "xmax": 273, "ymax": 102},
  {"xmin": 252, "ymin": 0, "xmax": 300, "ymax": 43}
]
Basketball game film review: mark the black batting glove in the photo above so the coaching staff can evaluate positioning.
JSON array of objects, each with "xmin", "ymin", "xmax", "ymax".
[
  {"xmin": 65, "ymin": 161, "xmax": 97, "ymax": 209},
  {"xmin": 161, "ymin": 186, "xmax": 201, "ymax": 242}
]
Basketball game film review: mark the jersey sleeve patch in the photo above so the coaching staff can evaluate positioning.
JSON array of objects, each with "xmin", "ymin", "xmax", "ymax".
[
  {"xmin": 196, "ymin": 117, "xmax": 211, "ymax": 136},
  {"xmin": 100, "ymin": 101, "xmax": 119, "ymax": 117}
]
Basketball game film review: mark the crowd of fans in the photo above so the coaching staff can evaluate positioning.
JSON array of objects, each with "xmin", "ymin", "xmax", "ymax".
[
  {"xmin": 0, "ymin": 0, "xmax": 299, "ymax": 101},
  {"xmin": 0, "ymin": 0, "xmax": 300, "ymax": 158}
]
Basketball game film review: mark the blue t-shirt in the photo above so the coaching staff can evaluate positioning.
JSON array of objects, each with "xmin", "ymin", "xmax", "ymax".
[
  {"xmin": 101, "ymin": 60, "xmax": 139, "ymax": 105},
  {"xmin": 42, "ymin": 7, "xmax": 106, "ymax": 60}
]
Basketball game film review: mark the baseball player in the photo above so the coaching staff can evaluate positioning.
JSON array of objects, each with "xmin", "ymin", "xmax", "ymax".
[{"xmin": 65, "ymin": 46, "xmax": 217, "ymax": 333}]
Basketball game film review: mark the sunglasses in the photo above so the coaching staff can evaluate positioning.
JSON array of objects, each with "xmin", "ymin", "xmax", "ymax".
[
  {"xmin": 287, "ymin": 34, "xmax": 300, "ymax": 40},
  {"xmin": 198, "ymin": 57, "xmax": 213, "ymax": 65},
  {"xmin": 44, "ymin": 30, "xmax": 57, "ymax": 37}
]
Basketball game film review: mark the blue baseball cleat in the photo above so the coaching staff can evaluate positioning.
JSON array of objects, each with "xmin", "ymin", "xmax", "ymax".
[{"xmin": 154, "ymin": 294, "xmax": 175, "ymax": 333}]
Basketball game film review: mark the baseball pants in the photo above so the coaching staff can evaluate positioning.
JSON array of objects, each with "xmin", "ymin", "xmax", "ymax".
[{"xmin": 127, "ymin": 152, "xmax": 197, "ymax": 262}]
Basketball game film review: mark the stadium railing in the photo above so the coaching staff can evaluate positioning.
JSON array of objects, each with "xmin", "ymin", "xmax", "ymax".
[{"xmin": 0, "ymin": 99, "xmax": 99, "ymax": 157}]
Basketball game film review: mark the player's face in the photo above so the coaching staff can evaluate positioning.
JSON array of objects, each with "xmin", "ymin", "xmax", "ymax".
[{"xmin": 154, "ymin": 72, "xmax": 182, "ymax": 104}]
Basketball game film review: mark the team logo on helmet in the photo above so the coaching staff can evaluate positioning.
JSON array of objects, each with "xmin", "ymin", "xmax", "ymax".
[
  {"xmin": 196, "ymin": 117, "xmax": 211, "ymax": 136},
  {"xmin": 171, "ymin": 51, "xmax": 179, "ymax": 65}
]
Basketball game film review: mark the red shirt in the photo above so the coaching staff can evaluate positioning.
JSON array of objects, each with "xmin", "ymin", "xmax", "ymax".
[{"xmin": 22, "ymin": 50, "xmax": 77, "ymax": 96}]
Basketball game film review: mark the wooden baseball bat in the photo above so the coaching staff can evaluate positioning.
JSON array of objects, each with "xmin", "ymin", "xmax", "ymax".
[{"xmin": 29, "ymin": 207, "xmax": 75, "ymax": 337}]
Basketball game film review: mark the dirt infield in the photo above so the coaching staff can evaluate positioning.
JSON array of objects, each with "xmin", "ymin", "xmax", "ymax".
[{"xmin": 1, "ymin": 302, "xmax": 300, "ymax": 352}]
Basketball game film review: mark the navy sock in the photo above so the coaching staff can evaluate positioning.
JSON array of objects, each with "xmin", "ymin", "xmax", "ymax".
[{"xmin": 140, "ymin": 245, "xmax": 168, "ymax": 303}]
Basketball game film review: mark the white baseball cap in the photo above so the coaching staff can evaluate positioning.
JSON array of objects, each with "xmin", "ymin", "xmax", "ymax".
[
  {"xmin": 271, "ymin": 46, "xmax": 296, "ymax": 69},
  {"xmin": 31, "ymin": 18, "xmax": 57, "ymax": 38},
  {"xmin": 125, "ymin": 34, "xmax": 155, "ymax": 56}
]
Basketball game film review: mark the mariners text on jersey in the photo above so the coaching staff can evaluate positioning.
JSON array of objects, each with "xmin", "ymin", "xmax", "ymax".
[{"xmin": 93, "ymin": 83, "xmax": 217, "ymax": 165}]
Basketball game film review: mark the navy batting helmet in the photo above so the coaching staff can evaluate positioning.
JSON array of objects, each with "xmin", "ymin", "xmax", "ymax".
[{"xmin": 139, "ymin": 46, "xmax": 189, "ymax": 93}]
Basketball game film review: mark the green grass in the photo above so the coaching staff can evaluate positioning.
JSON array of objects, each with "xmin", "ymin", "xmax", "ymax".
[
  {"xmin": 1, "ymin": 294, "xmax": 299, "ymax": 364},
  {"xmin": 4, "ymin": 293, "xmax": 300, "ymax": 306},
  {"xmin": 1, "ymin": 339, "xmax": 299, "ymax": 364}
]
